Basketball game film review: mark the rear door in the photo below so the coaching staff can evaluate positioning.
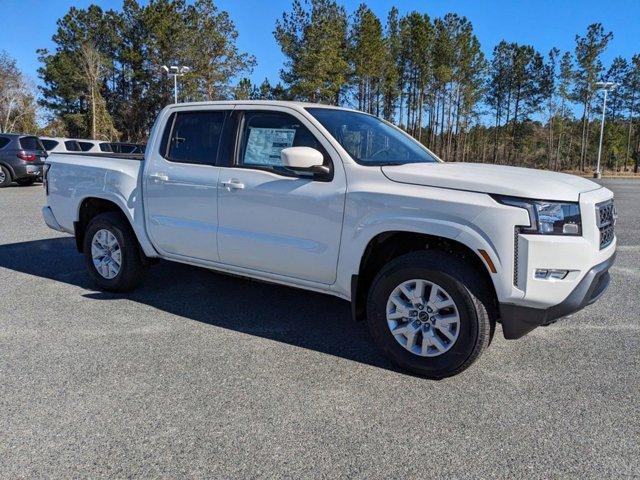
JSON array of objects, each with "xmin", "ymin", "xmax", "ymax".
[
  {"xmin": 216, "ymin": 106, "xmax": 346, "ymax": 284},
  {"xmin": 144, "ymin": 107, "xmax": 230, "ymax": 262}
]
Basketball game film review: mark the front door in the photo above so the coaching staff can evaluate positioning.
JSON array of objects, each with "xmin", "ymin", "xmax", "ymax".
[
  {"xmin": 144, "ymin": 108, "xmax": 228, "ymax": 262},
  {"xmin": 217, "ymin": 107, "xmax": 346, "ymax": 284}
]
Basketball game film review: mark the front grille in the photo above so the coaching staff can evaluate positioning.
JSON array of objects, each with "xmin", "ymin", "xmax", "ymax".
[{"xmin": 596, "ymin": 199, "xmax": 616, "ymax": 249}]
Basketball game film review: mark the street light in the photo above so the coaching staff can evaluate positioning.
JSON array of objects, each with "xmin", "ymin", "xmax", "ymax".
[
  {"xmin": 161, "ymin": 65, "xmax": 191, "ymax": 104},
  {"xmin": 594, "ymin": 81, "xmax": 616, "ymax": 179}
]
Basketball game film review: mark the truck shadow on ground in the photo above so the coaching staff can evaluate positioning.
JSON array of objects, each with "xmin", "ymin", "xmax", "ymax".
[{"xmin": 0, "ymin": 236, "xmax": 397, "ymax": 372}]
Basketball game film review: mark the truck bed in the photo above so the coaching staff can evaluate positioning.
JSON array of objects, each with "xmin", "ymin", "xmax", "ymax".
[{"xmin": 45, "ymin": 151, "xmax": 145, "ymax": 239}]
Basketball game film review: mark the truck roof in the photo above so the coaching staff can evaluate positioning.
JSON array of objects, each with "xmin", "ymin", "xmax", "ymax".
[{"xmin": 166, "ymin": 100, "xmax": 360, "ymax": 113}]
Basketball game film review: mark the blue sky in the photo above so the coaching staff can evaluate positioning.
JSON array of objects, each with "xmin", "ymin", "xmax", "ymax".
[{"xmin": 2, "ymin": 0, "xmax": 640, "ymax": 88}]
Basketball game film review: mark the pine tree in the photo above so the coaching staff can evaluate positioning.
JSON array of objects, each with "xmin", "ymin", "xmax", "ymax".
[
  {"xmin": 381, "ymin": 7, "xmax": 400, "ymax": 121},
  {"xmin": 349, "ymin": 4, "xmax": 386, "ymax": 114},
  {"xmin": 234, "ymin": 78, "xmax": 252, "ymax": 100},
  {"xmin": 398, "ymin": 12, "xmax": 433, "ymax": 138},
  {"xmin": 274, "ymin": 0, "xmax": 349, "ymax": 103},
  {"xmin": 555, "ymin": 51, "xmax": 574, "ymax": 169},
  {"xmin": 573, "ymin": 23, "xmax": 613, "ymax": 170}
]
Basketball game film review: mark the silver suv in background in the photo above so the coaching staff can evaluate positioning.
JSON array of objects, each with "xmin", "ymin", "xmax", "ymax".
[{"xmin": 0, "ymin": 133, "xmax": 47, "ymax": 187}]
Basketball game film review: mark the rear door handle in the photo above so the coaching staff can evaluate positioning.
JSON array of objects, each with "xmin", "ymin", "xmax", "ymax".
[
  {"xmin": 149, "ymin": 172, "xmax": 169, "ymax": 183},
  {"xmin": 221, "ymin": 179, "xmax": 245, "ymax": 191}
]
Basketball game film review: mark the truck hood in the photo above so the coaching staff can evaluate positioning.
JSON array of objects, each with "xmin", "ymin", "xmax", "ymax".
[{"xmin": 381, "ymin": 162, "xmax": 601, "ymax": 201}]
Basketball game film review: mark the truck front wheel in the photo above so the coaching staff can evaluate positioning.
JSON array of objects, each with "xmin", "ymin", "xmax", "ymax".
[
  {"xmin": 83, "ymin": 212, "xmax": 147, "ymax": 292},
  {"xmin": 366, "ymin": 250, "xmax": 494, "ymax": 379}
]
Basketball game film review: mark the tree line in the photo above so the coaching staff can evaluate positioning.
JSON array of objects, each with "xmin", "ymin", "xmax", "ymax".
[
  {"xmin": 2, "ymin": 0, "xmax": 639, "ymax": 172},
  {"xmin": 36, "ymin": 0, "xmax": 255, "ymax": 142}
]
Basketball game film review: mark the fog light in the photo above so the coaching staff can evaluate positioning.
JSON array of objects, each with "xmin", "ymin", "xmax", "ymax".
[
  {"xmin": 535, "ymin": 269, "xmax": 569, "ymax": 280},
  {"xmin": 563, "ymin": 223, "xmax": 580, "ymax": 234}
]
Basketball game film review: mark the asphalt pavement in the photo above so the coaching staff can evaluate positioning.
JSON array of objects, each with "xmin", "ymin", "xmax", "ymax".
[{"xmin": 0, "ymin": 179, "xmax": 638, "ymax": 479}]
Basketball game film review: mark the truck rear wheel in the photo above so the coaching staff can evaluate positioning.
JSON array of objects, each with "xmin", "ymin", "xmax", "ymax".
[
  {"xmin": 366, "ymin": 250, "xmax": 494, "ymax": 379},
  {"xmin": 83, "ymin": 212, "xmax": 147, "ymax": 292}
]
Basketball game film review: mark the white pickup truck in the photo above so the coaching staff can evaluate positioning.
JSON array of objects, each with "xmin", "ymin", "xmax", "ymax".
[{"xmin": 42, "ymin": 101, "xmax": 617, "ymax": 378}]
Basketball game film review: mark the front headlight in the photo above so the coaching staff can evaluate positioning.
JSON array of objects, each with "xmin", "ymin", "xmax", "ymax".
[{"xmin": 494, "ymin": 196, "xmax": 582, "ymax": 236}]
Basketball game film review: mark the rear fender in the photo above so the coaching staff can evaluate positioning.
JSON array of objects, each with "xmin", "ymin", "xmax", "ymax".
[{"xmin": 75, "ymin": 192, "xmax": 157, "ymax": 257}]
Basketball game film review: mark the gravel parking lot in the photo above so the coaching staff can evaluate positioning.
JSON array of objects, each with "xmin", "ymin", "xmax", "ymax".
[{"xmin": 1, "ymin": 179, "xmax": 638, "ymax": 479}]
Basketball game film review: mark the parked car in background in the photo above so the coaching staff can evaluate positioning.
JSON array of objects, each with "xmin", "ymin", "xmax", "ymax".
[
  {"xmin": 0, "ymin": 133, "xmax": 47, "ymax": 187},
  {"xmin": 77, "ymin": 139, "xmax": 114, "ymax": 153},
  {"xmin": 110, "ymin": 142, "xmax": 145, "ymax": 154},
  {"xmin": 40, "ymin": 137, "xmax": 82, "ymax": 154},
  {"xmin": 41, "ymin": 101, "xmax": 617, "ymax": 378}
]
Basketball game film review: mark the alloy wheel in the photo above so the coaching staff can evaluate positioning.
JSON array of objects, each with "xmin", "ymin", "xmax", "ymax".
[
  {"xmin": 386, "ymin": 279, "xmax": 460, "ymax": 357},
  {"xmin": 91, "ymin": 229, "xmax": 122, "ymax": 279}
]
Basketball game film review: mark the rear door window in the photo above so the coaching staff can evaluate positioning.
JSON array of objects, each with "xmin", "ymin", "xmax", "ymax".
[
  {"xmin": 0, "ymin": 137, "xmax": 10, "ymax": 149},
  {"xmin": 165, "ymin": 111, "xmax": 226, "ymax": 166},
  {"xmin": 99, "ymin": 143, "xmax": 113, "ymax": 152},
  {"xmin": 78, "ymin": 141, "xmax": 94, "ymax": 151}
]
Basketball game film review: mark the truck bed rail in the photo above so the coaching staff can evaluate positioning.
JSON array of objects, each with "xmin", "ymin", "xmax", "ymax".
[{"xmin": 48, "ymin": 152, "xmax": 144, "ymax": 161}]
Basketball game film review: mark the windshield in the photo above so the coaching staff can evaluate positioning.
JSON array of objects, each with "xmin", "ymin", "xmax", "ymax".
[{"xmin": 306, "ymin": 108, "xmax": 439, "ymax": 166}]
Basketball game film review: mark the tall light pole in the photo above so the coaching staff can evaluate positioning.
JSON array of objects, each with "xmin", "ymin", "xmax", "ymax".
[
  {"xmin": 594, "ymin": 81, "xmax": 616, "ymax": 179},
  {"xmin": 161, "ymin": 65, "xmax": 191, "ymax": 104}
]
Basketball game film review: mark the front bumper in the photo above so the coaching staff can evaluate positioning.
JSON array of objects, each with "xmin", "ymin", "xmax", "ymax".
[{"xmin": 499, "ymin": 252, "xmax": 615, "ymax": 339}]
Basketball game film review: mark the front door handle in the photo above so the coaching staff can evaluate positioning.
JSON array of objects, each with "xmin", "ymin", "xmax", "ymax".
[
  {"xmin": 149, "ymin": 172, "xmax": 169, "ymax": 183},
  {"xmin": 221, "ymin": 179, "xmax": 245, "ymax": 191}
]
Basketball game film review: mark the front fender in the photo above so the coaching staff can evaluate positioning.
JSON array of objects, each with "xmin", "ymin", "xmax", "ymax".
[{"xmin": 335, "ymin": 184, "xmax": 530, "ymax": 304}]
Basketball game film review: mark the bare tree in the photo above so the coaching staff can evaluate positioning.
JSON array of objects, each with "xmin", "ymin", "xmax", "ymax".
[
  {"xmin": 78, "ymin": 42, "xmax": 118, "ymax": 140},
  {"xmin": 0, "ymin": 51, "xmax": 38, "ymax": 133}
]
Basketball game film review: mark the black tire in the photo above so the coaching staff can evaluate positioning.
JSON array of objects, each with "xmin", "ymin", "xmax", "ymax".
[
  {"xmin": 83, "ymin": 212, "xmax": 147, "ymax": 292},
  {"xmin": 16, "ymin": 178, "xmax": 36, "ymax": 186},
  {"xmin": 0, "ymin": 165, "xmax": 11, "ymax": 188},
  {"xmin": 366, "ymin": 250, "xmax": 494, "ymax": 379}
]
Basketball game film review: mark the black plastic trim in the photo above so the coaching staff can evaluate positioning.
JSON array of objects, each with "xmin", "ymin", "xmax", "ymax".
[
  {"xmin": 499, "ymin": 252, "xmax": 616, "ymax": 339},
  {"xmin": 350, "ymin": 274, "xmax": 360, "ymax": 322}
]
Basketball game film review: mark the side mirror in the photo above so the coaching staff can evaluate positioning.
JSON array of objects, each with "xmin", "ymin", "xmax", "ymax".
[{"xmin": 280, "ymin": 147, "xmax": 330, "ymax": 176}]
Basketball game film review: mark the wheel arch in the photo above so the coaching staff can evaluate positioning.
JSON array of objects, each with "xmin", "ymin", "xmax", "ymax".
[
  {"xmin": 350, "ymin": 230, "xmax": 499, "ymax": 323},
  {"xmin": 75, "ymin": 196, "xmax": 132, "ymax": 253}
]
